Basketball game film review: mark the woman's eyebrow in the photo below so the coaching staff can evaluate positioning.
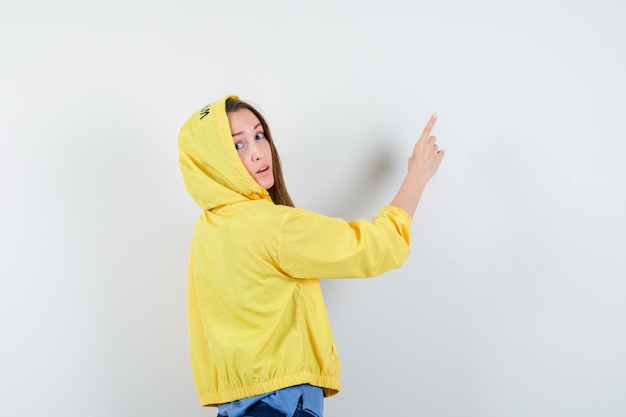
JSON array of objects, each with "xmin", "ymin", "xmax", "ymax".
[{"xmin": 231, "ymin": 123, "xmax": 262, "ymax": 137}]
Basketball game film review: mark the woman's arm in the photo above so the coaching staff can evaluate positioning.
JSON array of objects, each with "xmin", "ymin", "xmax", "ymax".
[
  {"xmin": 390, "ymin": 114, "xmax": 445, "ymax": 217},
  {"xmin": 277, "ymin": 205, "xmax": 412, "ymax": 279}
]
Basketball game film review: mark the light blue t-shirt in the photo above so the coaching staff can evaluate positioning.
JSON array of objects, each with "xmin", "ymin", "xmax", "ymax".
[{"xmin": 218, "ymin": 384, "xmax": 323, "ymax": 417}]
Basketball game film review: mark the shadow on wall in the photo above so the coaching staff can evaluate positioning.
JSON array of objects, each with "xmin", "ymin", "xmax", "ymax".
[{"xmin": 316, "ymin": 136, "xmax": 398, "ymax": 219}]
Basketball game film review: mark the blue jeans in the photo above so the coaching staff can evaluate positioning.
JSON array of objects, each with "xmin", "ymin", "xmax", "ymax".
[{"xmin": 217, "ymin": 400, "xmax": 317, "ymax": 417}]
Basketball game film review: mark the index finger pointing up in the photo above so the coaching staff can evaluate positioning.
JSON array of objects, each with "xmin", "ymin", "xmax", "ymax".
[{"xmin": 419, "ymin": 113, "xmax": 438, "ymax": 142}]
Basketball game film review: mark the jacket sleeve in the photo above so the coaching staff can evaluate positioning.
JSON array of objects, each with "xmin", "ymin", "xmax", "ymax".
[{"xmin": 276, "ymin": 205, "xmax": 412, "ymax": 279}]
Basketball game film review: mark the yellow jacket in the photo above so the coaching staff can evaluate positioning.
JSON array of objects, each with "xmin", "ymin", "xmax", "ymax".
[{"xmin": 178, "ymin": 95, "xmax": 413, "ymax": 407}]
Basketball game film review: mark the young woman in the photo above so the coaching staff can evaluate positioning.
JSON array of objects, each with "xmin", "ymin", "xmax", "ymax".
[{"xmin": 178, "ymin": 95, "xmax": 444, "ymax": 417}]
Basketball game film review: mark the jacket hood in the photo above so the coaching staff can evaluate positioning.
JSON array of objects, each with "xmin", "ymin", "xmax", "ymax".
[{"xmin": 178, "ymin": 94, "xmax": 271, "ymax": 210}]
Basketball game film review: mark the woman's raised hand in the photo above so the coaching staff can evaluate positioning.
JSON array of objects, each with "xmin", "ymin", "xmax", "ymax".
[
  {"xmin": 389, "ymin": 113, "xmax": 445, "ymax": 217},
  {"xmin": 407, "ymin": 113, "xmax": 445, "ymax": 185}
]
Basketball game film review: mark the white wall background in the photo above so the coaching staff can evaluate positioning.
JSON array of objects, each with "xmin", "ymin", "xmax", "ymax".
[{"xmin": 1, "ymin": 0, "xmax": 625, "ymax": 416}]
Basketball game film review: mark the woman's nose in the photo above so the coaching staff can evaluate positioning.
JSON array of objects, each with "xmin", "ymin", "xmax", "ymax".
[{"xmin": 251, "ymin": 145, "xmax": 264, "ymax": 160}]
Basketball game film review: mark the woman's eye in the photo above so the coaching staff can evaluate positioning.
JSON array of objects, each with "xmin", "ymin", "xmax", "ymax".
[
  {"xmin": 255, "ymin": 132, "xmax": 265, "ymax": 140},
  {"xmin": 234, "ymin": 142, "xmax": 243, "ymax": 150}
]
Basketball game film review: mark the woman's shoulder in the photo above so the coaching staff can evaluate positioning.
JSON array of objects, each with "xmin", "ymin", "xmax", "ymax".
[{"xmin": 219, "ymin": 199, "xmax": 306, "ymax": 222}]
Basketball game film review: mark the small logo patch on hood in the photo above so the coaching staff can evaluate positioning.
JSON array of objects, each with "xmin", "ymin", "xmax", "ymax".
[{"xmin": 199, "ymin": 104, "xmax": 211, "ymax": 120}]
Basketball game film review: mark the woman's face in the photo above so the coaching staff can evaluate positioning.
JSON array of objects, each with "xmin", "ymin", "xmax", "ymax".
[{"xmin": 227, "ymin": 109, "xmax": 275, "ymax": 190}]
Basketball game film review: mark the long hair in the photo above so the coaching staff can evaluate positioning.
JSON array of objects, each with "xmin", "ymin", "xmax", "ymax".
[{"xmin": 225, "ymin": 98, "xmax": 294, "ymax": 207}]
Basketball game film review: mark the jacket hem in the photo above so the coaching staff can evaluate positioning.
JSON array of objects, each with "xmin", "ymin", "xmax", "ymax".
[{"xmin": 199, "ymin": 372, "xmax": 340, "ymax": 407}]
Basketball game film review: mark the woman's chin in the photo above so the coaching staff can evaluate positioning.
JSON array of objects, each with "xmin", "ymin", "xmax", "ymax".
[{"xmin": 257, "ymin": 177, "xmax": 275, "ymax": 191}]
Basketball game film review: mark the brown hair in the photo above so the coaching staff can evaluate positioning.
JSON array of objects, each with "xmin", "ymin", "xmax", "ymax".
[{"xmin": 225, "ymin": 98, "xmax": 294, "ymax": 207}]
